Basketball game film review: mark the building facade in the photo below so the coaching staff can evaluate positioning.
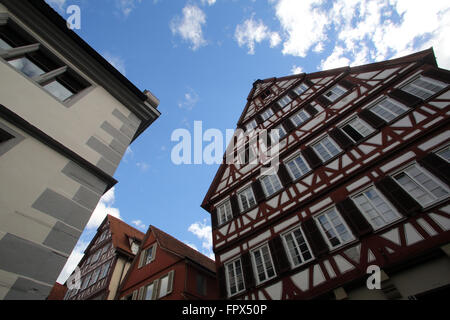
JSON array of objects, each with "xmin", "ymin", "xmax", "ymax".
[
  {"xmin": 63, "ymin": 215, "xmax": 145, "ymax": 300},
  {"xmin": 202, "ymin": 49, "xmax": 450, "ymax": 300},
  {"xmin": 0, "ymin": 0, "xmax": 160, "ymax": 299},
  {"xmin": 118, "ymin": 225, "xmax": 218, "ymax": 300}
]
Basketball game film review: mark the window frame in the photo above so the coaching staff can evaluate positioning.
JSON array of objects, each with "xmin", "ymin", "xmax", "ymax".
[
  {"xmin": 314, "ymin": 207, "xmax": 355, "ymax": 250},
  {"xmin": 281, "ymin": 225, "xmax": 314, "ymax": 269},
  {"xmin": 339, "ymin": 116, "xmax": 374, "ymax": 143},
  {"xmin": 277, "ymin": 95, "xmax": 293, "ymax": 108},
  {"xmin": 225, "ymin": 258, "xmax": 246, "ymax": 297},
  {"xmin": 270, "ymin": 124, "xmax": 287, "ymax": 143},
  {"xmin": 400, "ymin": 75, "xmax": 448, "ymax": 100},
  {"xmin": 323, "ymin": 84, "xmax": 347, "ymax": 102},
  {"xmin": 284, "ymin": 153, "xmax": 311, "ymax": 181},
  {"xmin": 260, "ymin": 108, "xmax": 274, "ymax": 121},
  {"xmin": 292, "ymin": 83, "xmax": 309, "ymax": 96},
  {"xmin": 367, "ymin": 97, "xmax": 408, "ymax": 123},
  {"xmin": 217, "ymin": 198, "xmax": 233, "ymax": 226},
  {"xmin": 436, "ymin": 145, "xmax": 450, "ymax": 163},
  {"xmin": 245, "ymin": 119, "xmax": 258, "ymax": 132},
  {"xmin": 259, "ymin": 172, "xmax": 283, "ymax": 198},
  {"xmin": 311, "ymin": 135, "xmax": 342, "ymax": 163},
  {"xmin": 290, "ymin": 108, "xmax": 311, "ymax": 127},
  {"xmin": 250, "ymin": 243, "xmax": 277, "ymax": 285},
  {"xmin": 237, "ymin": 185, "xmax": 257, "ymax": 212}
]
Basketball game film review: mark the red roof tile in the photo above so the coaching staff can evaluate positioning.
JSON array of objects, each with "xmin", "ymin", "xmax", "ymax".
[
  {"xmin": 108, "ymin": 215, "xmax": 145, "ymax": 256},
  {"xmin": 47, "ymin": 282, "xmax": 67, "ymax": 300}
]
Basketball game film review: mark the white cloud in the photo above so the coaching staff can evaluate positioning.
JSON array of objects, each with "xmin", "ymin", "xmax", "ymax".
[
  {"xmin": 170, "ymin": 5, "xmax": 207, "ymax": 51},
  {"xmin": 102, "ymin": 52, "xmax": 126, "ymax": 76},
  {"xmin": 116, "ymin": 0, "xmax": 142, "ymax": 17},
  {"xmin": 319, "ymin": 46, "xmax": 350, "ymax": 70},
  {"xmin": 86, "ymin": 187, "xmax": 121, "ymax": 230},
  {"xmin": 178, "ymin": 87, "xmax": 200, "ymax": 110},
  {"xmin": 188, "ymin": 220, "xmax": 213, "ymax": 254},
  {"xmin": 291, "ymin": 65, "xmax": 303, "ymax": 75},
  {"xmin": 132, "ymin": 220, "xmax": 147, "ymax": 231},
  {"xmin": 235, "ymin": 16, "xmax": 281, "ymax": 55},
  {"xmin": 57, "ymin": 239, "xmax": 89, "ymax": 284},
  {"xmin": 201, "ymin": 0, "xmax": 216, "ymax": 6}
]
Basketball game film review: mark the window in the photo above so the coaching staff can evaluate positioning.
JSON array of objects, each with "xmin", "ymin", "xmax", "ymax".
[
  {"xmin": 393, "ymin": 164, "xmax": 449, "ymax": 207},
  {"xmin": 144, "ymin": 245, "xmax": 156, "ymax": 265},
  {"xmin": 260, "ymin": 88, "xmax": 272, "ymax": 100},
  {"xmin": 196, "ymin": 274, "xmax": 207, "ymax": 296},
  {"xmin": 312, "ymin": 136, "xmax": 341, "ymax": 162},
  {"xmin": 352, "ymin": 187, "xmax": 401, "ymax": 230},
  {"xmin": 261, "ymin": 108, "xmax": 274, "ymax": 121},
  {"xmin": 80, "ymin": 273, "xmax": 91, "ymax": 291},
  {"xmin": 144, "ymin": 282, "xmax": 155, "ymax": 300},
  {"xmin": 251, "ymin": 244, "xmax": 276, "ymax": 284},
  {"xmin": 89, "ymin": 267, "xmax": 101, "ymax": 286},
  {"xmin": 341, "ymin": 118, "xmax": 373, "ymax": 143},
  {"xmin": 158, "ymin": 271, "xmax": 174, "ymax": 298},
  {"xmin": 282, "ymin": 226, "xmax": 314, "ymax": 268},
  {"xmin": 238, "ymin": 187, "xmax": 256, "ymax": 212},
  {"xmin": 260, "ymin": 173, "xmax": 283, "ymax": 197},
  {"xmin": 270, "ymin": 124, "xmax": 287, "ymax": 142},
  {"xmin": 369, "ymin": 98, "xmax": 408, "ymax": 122},
  {"xmin": 238, "ymin": 145, "xmax": 256, "ymax": 164},
  {"xmin": 246, "ymin": 120, "xmax": 258, "ymax": 131},
  {"xmin": 290, "ymin": 109, "xmax": 311, "ymax": 127},
  {"xmin": 225, "ymin": 259, "xmax": 245, "ymax": 297},
  {"xmin": 277, "ymin": 95, "xmax": 292, "ymax": 108},
  {"xmin": 91, "ymin": 250, "xmax": 101, "ymax": 264},
  {"xmin": 286, "ymin": 154, "xmax": 311, "ymax": 180},
  {"xmin": 99, "ymin": 260, "xmax": 112, "ymax": 280},
  {"xmin": 401, "ymin": 76, "xmax": 447, "ymax": 100},
  {"xmin": 7, "ymin": 57, "xmax": 45, "ymax": 78},
  {"xmin": 217, "ymin": 200, "xmax": 233, "ymax": 225},
  {"xmin": 292, "ymin": 83, "xmax": 309, "ymax": 96},
  {"xmin": 324, "ymin": 85, "xmax": 347, "ymax": 102},
  {"xmin": 437, "ymin": 146, "xmax": 450, "ymax": 162},
  {"xmin": 315, "ymin": 208, "xmax": 354, "ymax": 249}
]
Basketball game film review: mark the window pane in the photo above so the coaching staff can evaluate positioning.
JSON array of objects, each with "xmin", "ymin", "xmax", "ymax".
[
  {"xmin": 159, "ymin": 275, "xmax": 169, "ymax": 298},
  {"xmin": 287, "ymin": 155, "xmax": 309, "ymax": 180},
  {"xmin": 313, "ymin": 136, "xmax": 340, "ymax": 162},
  {"xmin": 316, "ymin": 208, "xmax": 353, "ymax": 248},
  {"xmin": 290, "ymin": 110, "xmax": 310, "ymax": 127},
  {"xmin": 277, "ymin": 95, "xmax": 292, "ymax": 108},
  {"xmin": 261, "ymin": 108, "xmax": 274, "ymax": 121},
  {"xmin": 293, "ymin": 83, "xmax": 308, "ymax": 96},
  {"xmin": 144, "ymin": 283, "xmax": 154, "ymax": 300},
  {"xmin": 8, "ymin": 57, "xmax": 45, "ymax": 78},
  {"xmin": 370, "ymin": 98, "xmax": 407, "ymax": 122},
  {"xmin": 325, "ymin": 86, "xmax": 346, "ymax": 102},
  {"xmin": 43, "ymin": 80, "xmax": 74, "ymax": 101},
  {"xmin": 402, "ymin": 77, "xmax": 446, "ymax": 100}
]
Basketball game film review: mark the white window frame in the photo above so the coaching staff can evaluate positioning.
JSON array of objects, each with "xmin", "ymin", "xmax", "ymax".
[
  {"xmin": 292, "ymin": 83, "xmax": 309, "ymax": 96},
  {"xmin": 392, "ymin": 163, "xmax": 449, "ymax": 208},
  {"xmin": 270, "ymin": 124, "xmax": 287, "ymax": 143},
  {"xmin": 290, "ymin": 109, "xmax": 311, "ymax": 127},
  {"xmin": 352, "ymin": 186, "xmax": 402, "ymax": 230},
  {"xmin": 285, "ymin": 153, "xmax": 311, "ymax": 180},
  {"xmin": 277, "ymin": 95, "xmax": 292, "ymax": 108},
  {"xmin": 282, "ymin": 225, "xmax": 314, "ymax": 268},
  {"xmin": 311, "ymin": 135, "xmax": 342, "ymax": 162},
  {"xmin": 259, "ymin": 173, "xmax": 283, "ymax": 198},
  {"xmin": 261, "ymin": 108, "xmax": 274, "ymax": 121},
  {"xmin": 237, "ymin": 185, "xmax": 257, "ymax": 212},
  {"xmin": 314, "ymin": 207, "xmax": 355, "ymax": 250},
  {"xmin": 401, "ymin": 76, "xmax": 447, "ymax": 100},
  {"xmin": 217, "ymin": 199, "xmax": 233, "ymax": 225},
  {"xmin": 340, "ymin": 117, "xmax": 373, "ymax": 143},
  {"xmin": 250, "ymin": 244, "xmax": 276, "ymax": 285},
  {"xmin": 323, "ymin": 85, "xmax": 347, "ymax": 102},
  {"xmin": 225, "ymin": 258, "xmax": 246, "ymax": 297},
  {"xmin": 245, "ymin": 119, "xmax": 258, "ymax": 132},
  {"xmin": 368, "ymin": 97, "xmax": 408, "ymax": 123}
]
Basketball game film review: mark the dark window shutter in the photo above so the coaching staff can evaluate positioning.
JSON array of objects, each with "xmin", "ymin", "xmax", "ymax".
[
  {"xmin": 359, "ymin": 109, "xmax": 386, "ymax": 130},
  {"xmin": 282, "ymin": 119, "xmax": 296, "ymax": 133},
  {"xmin": 255, "ymin": 114, "xmax": 264, "ymax": 125},
  {"xmin": 336, "ymin": 198, "xmax": 373, "ymax": 238},
  {"xmin": 418, "ymin": 153, "xmax": 450, "ymax": 186},
  {"xmin": 375, "ymin": 176, "xmax": 422, "ymax": 217},
  {"xmin": 252, "ymin": 180, "xmax": 266, "ymax": 203},
  {"xmin": 211, "ymin": 208, "xmax": 219, "ymax": 230},
  {"xmin": 304, "ymin": 104, "xmax": 318, "ymax": 117},
  {"xmin": 339, "ymin": 79, "xmax": 355, "ymax": 90},
  {"xmin": 422, "ymin": 69, "xmax": 450, "ymax": 84},
  {"xmin": 329, "ymin": 128, "xmax": 354, "ymax": 150},
  {"xmin": 302, "ymin": 218, "xmax": 329, "ymax": 258},
  {"xmin": 241, "ymin": 252, "xmax": 255, "ymax": 290},
  {"xmin": 301, "ymin": 146, "xmax": 322, "ymax": 169},
  {"xmin": 217, "ymin": 266, "xmax": 228, "ymax": 298},
  {"xmin": 0, "ymin": 129, "xmax": 14, "ymax": 143},
  {"xmin": 277, "ymin": 163, "xmax": 292, "ymax": 187},
  {"xmin": 230, "ymin": 195, "xmax": 241, "ymax": 217},
  {"xmin": 389, "ymin": 88, "xmax": 423, "ymax": 106},
  {"xmin": 288, "ymin": 90, "xmax": 298, "ymax": 100},
  {"xmin": 271, "ymin": 102, "xmax": 281, "ymax": 112},
  {"xmin": 316, "ymin": 95, "xmax": 331, "ymax": 107},
  {"xmin": 268, "ymin": 236, "xmax": 290, "ymax": 275},
  {"xmin": 304, "ymin": 79, "xmax": 314, "ymax": 87}
]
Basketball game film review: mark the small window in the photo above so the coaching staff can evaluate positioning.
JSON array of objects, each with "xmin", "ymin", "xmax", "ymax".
[
  {"xmin": 0, "ymin": 38, "xmax": 12, "ymax": 50},
  {"xmin": 401, "ymin": 76, "xmax": 447, "ymax": 100},
  {"xmin": 352, "ymin": 187, "xmax": 401, "ymax": 230},
  {"xmin": 340, "ymin": 117, "xmax": 373, "ymax": 143},
  {"xmin": 282, "ymin": 226, "xmax": 314, "ymax": 268},
  {"xmin": 217, "ymin": 200, "xmax": 233, "ymax": 225},
  {"xmin": 324, "ymin": 85, "xmax": 347, "ymax": 102},
  {"xmin": 260, "ymin": 173, "xmax": 282, "ymax": 197},
  {"xmin": 238, "ymin": 187, "xmax": 256, "ymax": 212},
  {"xmin": 277, "ymin": 95, "xmax": 292, "ymax": 108},
  {"xmin": 292, "ymin": 83, "xmax": 309, "ymax": 96},
  {"xmin": 261, "ymin": 108, "xmax": 274, "ymax": 121},
  {"xmin": 144, "ymin": 282, "xmax": 155, "ymax": 300},
  {"xmin": 369, "ymin": 98, "xmax": 408, "ymax": 122},
  {"xmin": 251, "ymin": 244, "xmax": 276, "ymax": 284},
  {"xmin": 225, "ymin": 258, "xmax": 245, "ymax": 297},
  {"xmin": 99, "ymin": 261, "xmax": 112, "ymax": 280},
  {"xmin": 7, "ymin": 56, "xmax": 45, "ymax": 78},
  {"xmin": 89, "ymin": 268, "xmax": 101, "ymax": 286},
  {"xmin": 393, "ymin": 164, "xmax": 449, "ymax": 207},
  {"xmin": 91, "ymin": 250, "xmax": 101, "ymax": 264},
  {"xmin": 290, "ymin": 109, "xmax": 311, "ymax": 127},
  {"xmin": 270, "ymin": 124, "xmax": 287, "ymax": 142},
  {"xmin": 286, "ymin": 154, "xmax": 311, "ymax": 180},
  {"xmin": 315, "ymin": 208, "xmax": 355, "ymax": 249},
  {"xmin": 42, "ymin": 79, "xmax": 74, "ymax": 101},
  {"xmin": 436, "ymin": 146, "xmax": 450, "ymax": 163},
  {"xmin": 260, "ymin": 88, "xmax": 272, "ymax": 100},
  {"xmin": 144, "ymin": 245, "xmax": 155, "ymax": 265},
  {"xmin": 312, "ymin": 136, "xmax": 341, "ymax": 162},
  {"xmin": 80, "ymin": 273, "xmax": 91, "ymax": 291},
  {"xmin": 196, "ymin": 274, "xmax": 207, "ymax": 296},
  {"xmin": 158, "ymin": 274, "xmax": 170, "ymax": 298},
  {"xmin": 245, "ymin": 120, "xmax": 258, "ymax": 131}
]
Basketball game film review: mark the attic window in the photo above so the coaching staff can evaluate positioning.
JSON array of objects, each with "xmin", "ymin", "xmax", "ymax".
[{"xmin": 260, "ymin": 88, "xmax": 272, "ymax": 100}]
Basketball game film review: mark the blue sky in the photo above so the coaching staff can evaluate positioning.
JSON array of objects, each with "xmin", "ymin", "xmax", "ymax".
[{"xmin": 46, "ymin": 0, "xmax": 450, "ymax": 283}]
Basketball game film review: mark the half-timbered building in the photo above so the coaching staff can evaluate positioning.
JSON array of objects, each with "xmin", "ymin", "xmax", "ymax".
[
  {"xmin": 63, "ymin": 215, "xmax": 145, "ymax": 300},
  {"xmin": 117, "ymin": 225, "xmax": 218, "ymax": 300},
  {"xmin": 201, "ymin": 48, "xmax": 450, "ymax": 300}
]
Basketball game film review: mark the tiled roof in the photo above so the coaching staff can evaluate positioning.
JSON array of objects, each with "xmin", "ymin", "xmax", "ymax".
[
  {"xmin": 47, "ymin": 282, "xmax": 67, "ymax": 300},
  {"xmin": 151, "ymin": 226, "xmax": 216, "ymax": 273},
  {"xmin": 108, "ymin": 215, "xmax": 145, "ymax": 256}
]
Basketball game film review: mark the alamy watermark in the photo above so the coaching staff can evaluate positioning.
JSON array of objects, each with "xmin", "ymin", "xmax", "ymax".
[{"xmin": 66, "ymin": 5, "xmax": 81, "ymax": 30}]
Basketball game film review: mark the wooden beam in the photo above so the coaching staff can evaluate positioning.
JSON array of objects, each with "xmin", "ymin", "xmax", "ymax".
[
  {"xmin": 0, "ymin": 43, "xmax": 40, "ymax": 59},
  {"xmin": 32, "ymin": 66, "xmax": 67, "ymax": 84}
]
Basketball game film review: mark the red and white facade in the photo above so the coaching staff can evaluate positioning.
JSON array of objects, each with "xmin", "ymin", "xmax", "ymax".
[{"xmin": 202, "ymin": 49, "xmax": 450, "ymax": 300}]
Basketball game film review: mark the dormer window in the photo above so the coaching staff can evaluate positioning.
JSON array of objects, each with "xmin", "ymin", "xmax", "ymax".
[
  {"xmin": 323, "ymin": 85, "xmax": 347, "ymax": 102},
  {"xmin": 260, "ymin": 88, "xmax": 272, "ymax": 100}
]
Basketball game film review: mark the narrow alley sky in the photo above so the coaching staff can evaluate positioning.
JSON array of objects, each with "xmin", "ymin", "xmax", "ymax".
[{"xmin": 44, "ymin": 0, "xmax": 450, "ymax": 283}]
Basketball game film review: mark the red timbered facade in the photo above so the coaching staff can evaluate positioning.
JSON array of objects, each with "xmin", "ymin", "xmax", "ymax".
[{"xmin": 202, "ymin": 48, "xmax": 450, "ymax": 300}]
